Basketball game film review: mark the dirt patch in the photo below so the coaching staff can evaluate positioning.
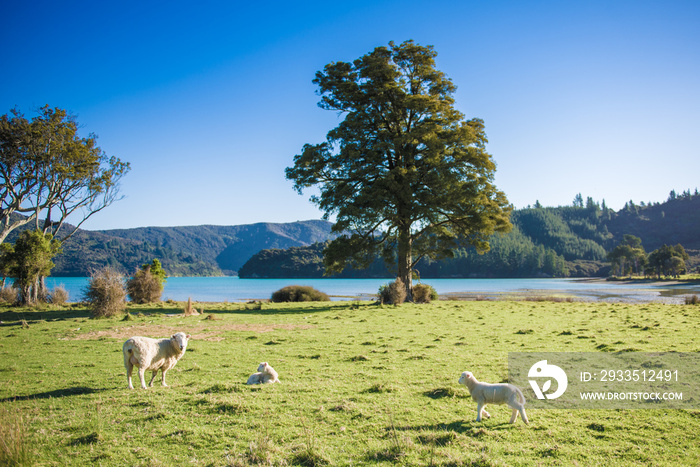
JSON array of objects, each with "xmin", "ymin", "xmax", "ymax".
[{"xmin": 70, "ymin": 323, "xmax": 314, "ymax": 342}]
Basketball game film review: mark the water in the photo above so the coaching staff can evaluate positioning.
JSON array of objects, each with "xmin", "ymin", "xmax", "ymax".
[{"xmin": 42, "ymin": 276, "xmax": 700, "ymax": 304}]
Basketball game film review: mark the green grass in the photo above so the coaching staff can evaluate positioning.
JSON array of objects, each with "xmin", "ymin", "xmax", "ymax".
[{"xmin": 0, "ymin": 299, "xmax": 698, "ymax": 466}]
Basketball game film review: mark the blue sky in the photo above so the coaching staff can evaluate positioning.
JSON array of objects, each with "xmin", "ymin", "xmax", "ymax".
[{"xmin": 2, "ymin": 0, "xmax": 698, "ymax": 230}]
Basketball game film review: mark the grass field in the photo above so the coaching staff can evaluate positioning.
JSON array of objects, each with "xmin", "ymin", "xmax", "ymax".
[{"xmin": 1, "ymin": 299, "xmax": 699, "ymax": 466}]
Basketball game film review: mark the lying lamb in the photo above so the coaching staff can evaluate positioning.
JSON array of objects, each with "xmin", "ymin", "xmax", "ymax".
[
  {"xmin": 123, "ymin": 332, "xmax": 191, "ymax": 389},
  {"xmin": 458, "ymin": 371, "xmax": 529, "ymax": 424},
  {"xmin": 246, "ymin": 362, "xmax": 280, "ymax": 384}
]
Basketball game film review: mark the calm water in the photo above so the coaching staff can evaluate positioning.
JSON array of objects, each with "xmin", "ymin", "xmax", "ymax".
[{"xmin": 43, "ymin": 276, "xmax": 700, "ymax": 304}]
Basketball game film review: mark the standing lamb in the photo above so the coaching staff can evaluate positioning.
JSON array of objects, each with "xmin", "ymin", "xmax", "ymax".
[
  {"xmin": 123, "ymin": 332, "xmax": 191, "ymax": 389},
  {"xmin": 458, "ymin": 371, "xmax": 529, "ymax": 424},
  {"xmin": 246, "ymin": 362, "xmax": 280, "ymax": 384}
]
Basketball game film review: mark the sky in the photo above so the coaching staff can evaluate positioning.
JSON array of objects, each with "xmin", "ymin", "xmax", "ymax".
[{"xmin": 2, "ymin": 0, "xmax": 699, "ymax": 230}]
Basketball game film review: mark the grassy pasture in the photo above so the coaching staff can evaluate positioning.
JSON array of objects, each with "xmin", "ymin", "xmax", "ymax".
[{"xmin": 0, "ymin": 299, "xmax": 699, "ymax": 466}]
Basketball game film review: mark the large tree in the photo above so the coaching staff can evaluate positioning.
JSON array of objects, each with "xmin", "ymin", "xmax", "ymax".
[
  {"xmin": 286, "ymin": 41, "xmax": 512, "ymax": 297},
  {"xmin": 0, "ymin": 106, "xmax": 130, "ymax": 244}
]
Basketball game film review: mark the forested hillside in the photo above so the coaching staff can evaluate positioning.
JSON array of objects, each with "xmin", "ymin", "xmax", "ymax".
[
  {"xmin": 49, "ymin": 220, "xmax": 335, "ymax": 276},
  {"xmin": 239, "ymin": 193, "xmax": 700, "ymax": 279},
  {"xmin": 7, "ymin": 192, "xmax": 698, "ymax": 278}
]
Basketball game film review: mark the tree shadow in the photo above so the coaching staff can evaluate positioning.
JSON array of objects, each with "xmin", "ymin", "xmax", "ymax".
[{"xmin": 0, "ymin": 386, "xmax": 105, "ymax": 403}]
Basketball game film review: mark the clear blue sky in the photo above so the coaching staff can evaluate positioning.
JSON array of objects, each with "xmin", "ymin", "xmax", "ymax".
[{"xmin": 2, "ymin": 0, "xmax": 698, "ymax": 230}]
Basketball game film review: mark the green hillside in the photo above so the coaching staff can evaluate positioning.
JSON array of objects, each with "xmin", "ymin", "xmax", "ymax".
[
  {"xmin": 239, "ymin": 193, "xmax": 700, "ymax": 278},
  {"xmin": 51, "ymin": 220, "xmax": 335, "ymax": 276},
  {"xmin": 6, "ymin": 192, "xmax": 699, "ymax": 278}
]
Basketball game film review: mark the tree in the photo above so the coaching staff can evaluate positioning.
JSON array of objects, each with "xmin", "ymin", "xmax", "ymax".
[
  {"xmin": 6, "ymin": 230, "xmax": 61, "ymax": 305},
  {"xmin": 647, "ymin": 244, "xmax": 689, "ymax": 278},
  {"xmin": 607, "ymin": 234, "xmax": 646, "ymax": 276},
  {"xmin": 0, "ymin": 106, "xmax": 130, "ymax": 245},
  {"xmin": 286, "ymin": 41, "xmax": 512, "ymax": 298}
]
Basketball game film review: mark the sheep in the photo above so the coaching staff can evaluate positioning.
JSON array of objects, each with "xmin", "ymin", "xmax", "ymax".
[
  {"xmin": 458, "ymin": 371, "xmax": 529, "ymax": 424},
  {"xmin": 246, "ymin": 362, "xmax": 280, "ymax": 384},
  {"xmin": 123, "ymin": 332, "xmax": 191, "ymax": 389}
]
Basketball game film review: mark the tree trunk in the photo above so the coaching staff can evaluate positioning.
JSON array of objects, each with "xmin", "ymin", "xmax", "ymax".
[{"xmin": 398, "ymin": 223, "xmax": 413, "ymax": 301}]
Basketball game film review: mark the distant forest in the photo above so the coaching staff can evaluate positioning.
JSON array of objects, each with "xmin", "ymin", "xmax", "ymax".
[
  {"xmin": 8, "ymin": 191, "xmax": 699, "ymax": 279},
  {"xmin": 239, "ymin": 191, "xmax": 700, "ymax": 279}
]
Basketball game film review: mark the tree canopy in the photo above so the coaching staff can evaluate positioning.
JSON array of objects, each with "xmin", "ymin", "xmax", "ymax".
[
  {"xmin": 286, "ymin": 40, "xmax": 512, "ymax": 297},
  {"xmin": 0, "ymin": 106, "xmax": 130, "ymax": 244}
]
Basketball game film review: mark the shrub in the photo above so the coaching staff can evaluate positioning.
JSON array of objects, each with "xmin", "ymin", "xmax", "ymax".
[
  {"xmin": 84, "ymin": 267, "xmax": 127, "ymax": 318},
  {"xmin": 378, "ymin": 278, "xmax": 406, "ymax": 305},
  {"xmin": 0, "ymin": 286, "xmax": 17, "ymax": 304},
  {"xmin": 49, "ymin": 285, "xmax": 69, "ymax": 305},
  {"xmin": 685, "ymin": 294, "xmax": 699, "ymax": 305},
  {"xmin": 412, "ymin": 283, "xmax": 438, "ymax": 303},
  {"xmin": 126, "ymin": 266, "xmax": 163, "ymax": 304},
  {"xmin": 271, "ymin": 285, "xmax": 329, "ymax": 302}
]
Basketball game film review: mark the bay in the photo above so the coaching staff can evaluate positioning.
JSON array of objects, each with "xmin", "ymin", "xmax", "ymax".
[{"xmin": 42, "ymin": 276, "xmax": 700, "ymax": 304}]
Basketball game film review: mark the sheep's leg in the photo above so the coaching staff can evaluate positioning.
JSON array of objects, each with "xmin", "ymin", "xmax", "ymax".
[
  {"xmin": 476, "ymin": 402, "xmax": 489, "ymax": 422},
  {"xmin": 519, "ymin": 406, "xmax": 529, "ymax": 425},
  {"xmin": 509, "ymin": 408, "xmax": 518, "ymax": 424},
  {"xmin": 149, "ymin": 370, "xmax": 159, "ymax": 387},
  {"xmin": 138, "ymin": 367, "xmax": 148, "ymax": 389},
  {"xmin": 161, "ymin": 369, "xmax": 168, "ymax": 387},
  {"xmin": 125, "ymin": 360, "xmax": 134, "ymax": 390}
]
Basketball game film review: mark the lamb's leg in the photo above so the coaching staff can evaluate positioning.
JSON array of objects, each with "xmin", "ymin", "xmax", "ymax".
[
  {"xmin": 161, "ymin": 369, "xmax": 168, "ymax": 387},
  {"xmin": 138, "ymin": 367, "xmax": 148, "ymax": 389},
  {"xmin": 519, "ymin": 406, "xmax": 529, "ymax": 424},
  {"xmin": 476, "ymin": 402, "xmax": 490, "ymax": 422},
  {"xmin": 149, "ymin": 370, "xmax": 159, "ymax": 387},
  {"xmin": 509, "ymin": 408, "xmax": 519, "ymax": 424}
]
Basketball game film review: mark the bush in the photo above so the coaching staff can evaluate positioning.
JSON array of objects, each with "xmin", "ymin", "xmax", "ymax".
[
  {"xmin": 413, "ymin": 283, "xmax": 438, "ymax": 303},
  {"xmin": 0, "ymin": 286, "xmax": 17, "ymax": 304},
  {"xmin": 126, "ymin": 266, "xmax": 163, "ymax": 304},
  {"xmin": 49, "ymin": 285, "xmax": 69, "ymax": 305},
  {"xmin": 685, "ymin": 294, "xmax": 699, "ymax": 305},
  {"xmin": 378, "ymin": 278, "xmax": 407, "ymax": 305},
  {"xmin": 271, "ymin": 285, "xmax": 330, "ymax": 302},
  {"xmin": 84, "ymin": 267, "xmax": 127, "ymax": 318}
]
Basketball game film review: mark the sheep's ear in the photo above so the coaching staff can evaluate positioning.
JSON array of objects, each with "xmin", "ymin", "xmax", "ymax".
[{"xmin": 186, "ymin": 334, "xmax": 191, "ymax": 339}]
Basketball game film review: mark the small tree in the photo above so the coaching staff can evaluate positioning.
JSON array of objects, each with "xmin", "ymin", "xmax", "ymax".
[
  {"xmin": 126, "ymin": 260, "xmax": 166, "ymax": 304},
  {"xmin": 7, "ymin": 230, "xmax": 61, "ymax": 305},
  {"xmin": 84, "ymin": 267, "xmax": 127, "ymax": 318}
]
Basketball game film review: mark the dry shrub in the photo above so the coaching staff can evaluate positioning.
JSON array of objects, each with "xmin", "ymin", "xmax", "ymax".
[
  {"xmin": 126, "ymin": 267, "xmax": 163, "ymax": 304},
  {"xmin": 0, "ymin": 286, "xmax": 17, "ymax": 304},
  {"xmin": 84, "ymin": 267, "xmax": 127, "ymax": 318},
  {"xmin": 412, "ymin": 283, "xmax": 438, "ymax": 303},
  {"xmin": 49, "ymin": 285, "xmax": 69, "ymax": 305},
  {"xmin": 378, "ymin": 278, "xmax": 407, "ymax": 305},
  {"xmin": 686, "ymin": 294, "xmax": 699, "ymax": 305},
  {"xmin": 183, "ymin": 297, "xmax": 200, "ymax": 316},
  {"xmin": 271, "ymin": 285, "xmax": 329, "ymax": 302}
]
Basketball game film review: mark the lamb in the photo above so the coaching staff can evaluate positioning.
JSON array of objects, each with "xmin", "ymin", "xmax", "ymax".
[
  {"xmin": 246, "ymin": 362, "xmax": 280, "ymax": 384},
  {"xmin": 123, "ymin": 332, "xmax": 191, "ymax": 389},
  {"xmin": 458, "ymin": 371, "xmax": 529, "ymax": 424}
]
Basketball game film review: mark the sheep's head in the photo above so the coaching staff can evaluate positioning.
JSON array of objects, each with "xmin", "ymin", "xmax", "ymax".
[
  {"xmin": 172, "ymin": 332, "xmax": 191, "ymax": 352},
  {"xmin": 458, "ymin": 371, "xmax": 473, "ymax": 386},
  {"xmin": 257, "ymin": 362, "xmax": 268, "ymax": 372}
]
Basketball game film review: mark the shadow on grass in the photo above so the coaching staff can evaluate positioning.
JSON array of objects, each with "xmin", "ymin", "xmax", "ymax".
[
  {"xmin": 0, "ymin": 306, "xmax": 92, "ymax": 322},
  {"xmin": 0, "ymin": 386, "xmax": 105, "ymax": 403},
  {"xmin": 392, "ymin": 419, "xmax": 523, "ymax": 435}
]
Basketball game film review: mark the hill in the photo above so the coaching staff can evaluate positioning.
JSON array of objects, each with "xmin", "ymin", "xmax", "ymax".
[
  {"xmin": 239, "ymin": 193, "xmax": 700, "ymax": 278},
  {"xmin": 50, "ymin": 220, "xmax": 335, "ymax": 276}
]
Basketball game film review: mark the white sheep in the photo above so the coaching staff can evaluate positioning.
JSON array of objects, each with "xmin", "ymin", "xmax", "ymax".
[
  {"xmin": 123, "ymin": 332, "xmax": 191, "ymax": 389},
  {"xmin": 458, "ymin": 371, "xmax": 529, "ymax": 424},
  {"xmin": 246, "ymin": 362, "xmax": 280, "ymax": 384}
]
